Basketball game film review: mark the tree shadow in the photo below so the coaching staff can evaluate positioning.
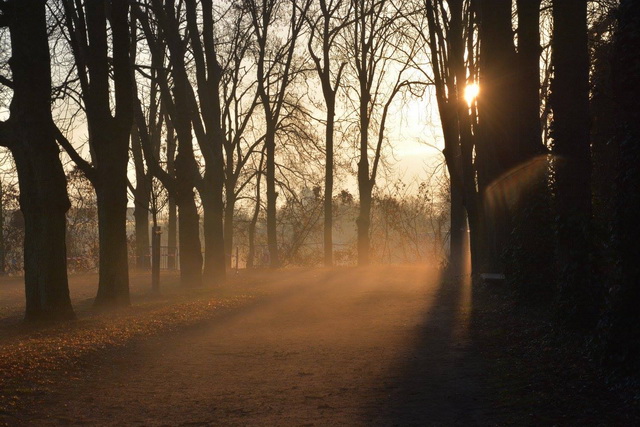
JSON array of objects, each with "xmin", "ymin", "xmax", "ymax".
[{"xmin": 367, "ymin": 272, "xmax": 491, "ymax": 426}]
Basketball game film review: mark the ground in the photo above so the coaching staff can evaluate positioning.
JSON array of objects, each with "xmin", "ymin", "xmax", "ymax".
[{"xmin": 1, "ymin": 265, "xmax": 638, "ymax": 425}]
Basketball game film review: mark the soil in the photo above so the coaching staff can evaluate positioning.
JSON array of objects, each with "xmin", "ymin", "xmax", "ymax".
[{"xmin": 1, "ymin": 265, "xmax": 639, "ymax": 425}]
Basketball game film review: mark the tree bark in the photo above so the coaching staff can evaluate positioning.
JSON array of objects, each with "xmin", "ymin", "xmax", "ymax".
[
  {"xmin": 324, "ymin": 101, "xmax": 335, "ymax": 267},
  {"xmin": 88, "ymin": 0, "xmax": 133, "ymax": 308},
  {"xmin": 247, "ymin": 153, "xmax": 265, "ymax": 269},
  {"xmin": 0, "ymin": 180, "xmax": 4, "ymax": 275},
  {"xmin": 265, "ymin": 128, "xmax": 280, "ymax": 268},
  {"xmin": 604, "ymin": 0, "xmax": 640, "ymax": 370},
  {"xmin": 138, "ymin": 0, "xmax": 204, "ymax": 287},
  {"xmin": 201, "ymin": 172, "xmax": 226, "ymax": 285},
  {"xmin": 3, "ymin": 0, "xmax": 75, "ymax": 321},
  {"xmin": 475, "ymin": 0, "xmax": 519, "ymax": 272},
  {"xmin": 132, "ymin": 126, "xmax": 151, "ymax": 270},
  {"xmin": 551, "ymin": 0, "xmax": 596, "ymax": 328},
  {"xmin": 167, "ymin": 196, "xmax": 177, "ymax": 270},
  {"xmin": 448, "ymin": 178, "xmax": 466, "ymax": 275},
  {"xmin": 506, "ymin": 0, "xmax": 556, "ymax": 302},
  {"xmin": 166, "ymin": 113, "xmax": 177, "ymax": 270},
  {"xmin": 94, "ymin": 171, "xmax": 130, "ymax": 306},
  {"xmin": 224, "ymin": 188, "xmax": 236, "ymax": 269},
  {"xmin": 174, "ymin": 155, "xmax": 203, "ymax": 288}
]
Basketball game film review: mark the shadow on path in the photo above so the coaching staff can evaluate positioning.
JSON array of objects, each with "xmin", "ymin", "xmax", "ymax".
[{"xmin": 370, "ymin": 273, "xmax": 490, "ymax": 425}]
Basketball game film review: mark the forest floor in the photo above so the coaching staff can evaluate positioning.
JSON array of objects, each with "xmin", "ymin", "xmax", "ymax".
[{"xmin": 1, "ymin": 265, "xmax": 639, "ymax": 426}]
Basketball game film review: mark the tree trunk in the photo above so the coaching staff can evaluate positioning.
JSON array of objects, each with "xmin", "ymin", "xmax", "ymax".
[
  {"xmin": 357, "ymin": 64, "xmax": 371, "ymax": 266},
  {"xmin": 448, "ymin": 178, "xmax": 466, "ymax": 275},
  {"xmin": 0, "ymin": 181, "xmax": 4, "ymax": 275},
  {"xmin": 133, "ymin": 194, "xmax": 150, "ymax": 270},
  {"xmin": 70, "ymin": 0, "xmax": 133, "ymax": 308},
  {"xmin": 201, "ymin": 173, "xmax": 226, "ymax": 285},
  {"xmin": 224, "ymin": 187, "xmax": 236, "ymax": 269},
  {"xmin": 5, "ymin": 0, "xmax": 75, "ymax": 321},
  {"xmin": 265, "ymin": 129, "xmax": 280, "ymax": 268},
  {"xmin": 356, "ymin": 179, "xmax": 372, "ymax": 266},
  {"xmin": 94, "ymin": 168, "xmax": 130, "ymax": 307},
  {"xmin": 168, "ymin": 196, "xmax": 177, "ymax": 270},
  {"xmin": 166, "ymin": 116, "xmax": 178, "ymax": 271},
  {"xmin": 516, "ymin": 0, "xmax": 545, "ymax": 160},
  {"xmin": 247, "ymin": 157, "xmax": 264, "ymax": 269},
  {"xmin": 132, "ymin": 126, "xmax": 151, "ymax": 270},
  {"xmin": 507, "ymin": 0, "xmax": 555, "ymax": 302},
  {"xmin": 175, "ymin": 154, "xmax": 203, "ymax": 287},
  {"xmin": 476, "ymin": 0, "xmax": 519, "ymax": 272},
  {"xmin": 324, "ymin": 100, "xmax": 335, "ymax": 267},
  {"xmin": 551, "ymin": 0, "xmax": 597, "ymax": 328},
  {"xmin": 603, "ymin": 0, "xmax": 640, "ymax": 371}
]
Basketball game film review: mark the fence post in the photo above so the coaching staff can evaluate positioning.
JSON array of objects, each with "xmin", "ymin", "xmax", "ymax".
[
  {"xmin": 235, "ymin": 246, "xmax": 239, "ymax": 273},
  {"xmin": 152, "ymin": 226, "xmax": 162, "ymax": 293}
]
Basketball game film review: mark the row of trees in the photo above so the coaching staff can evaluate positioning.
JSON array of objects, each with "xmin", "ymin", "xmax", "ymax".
[
  {"xmin": 0, "ymin": 0, "xmax": 440, "ymax": 321},
  {"xmin": 424, "ymin": 0, "xmax": 640, "ymax": 373},
  {"xmin": 1, "ymin": 0, "xmax": 640, "ymax": 374}
]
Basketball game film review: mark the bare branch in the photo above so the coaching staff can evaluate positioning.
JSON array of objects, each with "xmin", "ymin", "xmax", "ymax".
[
  {"xmin": 0, "ymin": 75, "xmax": 13, "ymax": 88},
  {"xmin": 53, "ymin": 125, "xmax": 97, "ymax": 183}
]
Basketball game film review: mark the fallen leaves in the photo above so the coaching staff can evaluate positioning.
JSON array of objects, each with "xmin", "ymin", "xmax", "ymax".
[{"xmin": 0, "ymin": 277, "xmax": 256, "ymax": 419}]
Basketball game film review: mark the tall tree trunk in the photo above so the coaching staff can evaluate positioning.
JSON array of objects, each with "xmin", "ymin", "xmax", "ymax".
[
  {"xmin": 201, "ymin": 172, "xmax": 226, "ymax": 285},
  {"xmin": 449, "ymin": 178, "xmax": 466, "ymax": 275},
  {"xmin": 185, "ymin": 0, "xmax": 226, "ymax": 285},
  {"xmin": 88, "ymin": 0, "xmax": 133, "ymax": 308},
  {"xmin": 448, "ymin": 0, "xmax": 476, "ymax": 275},
  {"xmin": 4, "ymin": 0, "xmax": 75, "ymax": 321},
  {"xmin": 166, "ymin": 116, "xmax": 177, "ymax": 271},
  {"xmin": 356, "ymin": 178, "xmax": 372, "ymax": 265},
  {"xmin": 168, "ymin": 196, "xmax": 177, "ymax": 269},
  {"xmin": 425, "ymin": 0, "xmax": 476, "ymax": 275},
  {"xmin": 516, "ymin": 0, "xmax": 544, "ymax": 160},
  {"xmin": 324, "ymin": 100, "xmax": 335, "ymax": 267},
  {"xmin": 224, "ymin": 186, "xmax": 236, "ymax": 269},
  {"xmin": 507, "ymin": 0, "xmax": 555, "ymax": 302},
  {"xmin": 132, "ymin": 127, "xmax": 151, "ymax": 270},
  {"xmin": 605, "ymin": 0, "xmax": 640, "ymax": 371},
  {"xmin": 0, "ymin": 180, "xmax": 4, "ymax": 275},
  {"xmin": 247, "ymin": 155, "xmax": 264, "ymax": 269},
  {"xmin": 551, "ymin": 0, "xmax": 596, "ymax": 328},
  {"xmin": 475, "ymin": 0, "xmax": 519, "ymax": 272},
  {"xmin": 175, "ymin": 154, "xmax": 203, "ymax": 287},
  {"xmin": 357, "ymin": 68, "xmax": 371, "ymax": 266},
  {"xmin": 133, "ymin": 195, "xmax": 150, "ymax": 270},
  {"xmin": 94, "ymin": 165, "xmax": 130, "ymax": 306},
  {"xmin": 265, "ymin": 129, "xmax": 280, "ymax": 268}
]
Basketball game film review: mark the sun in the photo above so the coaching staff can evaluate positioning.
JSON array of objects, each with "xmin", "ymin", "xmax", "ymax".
[{"xmin": 464, "ymin": 83, "xmax": 480, "ymax": 106}]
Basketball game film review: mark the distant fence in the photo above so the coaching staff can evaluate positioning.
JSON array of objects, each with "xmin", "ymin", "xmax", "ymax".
[{"xmin": 130, "ymin": 246, "xmax": 179, "ymax": 270}]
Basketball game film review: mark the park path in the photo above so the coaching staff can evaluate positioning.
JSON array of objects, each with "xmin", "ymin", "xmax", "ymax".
[{"xmin": 26, "ymin": 266, "xmax": 489, "ymax": 426}]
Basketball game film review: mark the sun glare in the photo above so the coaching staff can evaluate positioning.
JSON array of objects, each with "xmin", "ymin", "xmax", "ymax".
[{"xmin": 464, "ymin": 83, "xmax": 480, "ymax": 106}]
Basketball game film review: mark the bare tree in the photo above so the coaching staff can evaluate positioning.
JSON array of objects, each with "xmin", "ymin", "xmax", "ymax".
[
  {"xmin": 245, "ymin": 0, "xmax": 310, "ymax": 268},
  {"xmin": 347, "ymin": 0, "xmax": 421, "ymax": 265},
  {"xmin": 551, "ymin": 0, "xmax": 596, "ymax": 327},
  {"xmin": 132, "ymin": 1, "xmax": 204, "ymax": 287},
  {"xmin": 58, "ymin": 0, "xmax": 134, "ymax": 307},
  {"xmin": 246, "ymin": 147, "xmax": 265, "ymax": 268},
  {"xmin": 219, "ymin": 4, "xmax": 262, "ymax": 269},
  {"xmin": 306, "ymin": 0, "xmax": 351, "ymax": 267},
  {"xmin": 421, "ymin": 0, "xmax": 476, "ymax": 274},
  {"xmin": 0, "ymin": 0, "xmax": 75, "ymax": 320}
]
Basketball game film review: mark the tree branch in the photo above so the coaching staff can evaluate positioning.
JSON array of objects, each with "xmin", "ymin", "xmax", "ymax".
[
  {"xmin": 0, "ymin": 75, "xmax": 13, "ymax": 89},
  {"xmin": 53, "ymin": 125, "xmax": 97, "ymax": 183},
  {"xmin": 0, "ymin": 120, "xmax": 11, "ymax": 148}
]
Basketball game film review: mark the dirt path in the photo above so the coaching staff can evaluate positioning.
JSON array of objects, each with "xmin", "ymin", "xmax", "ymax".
[{"xmin": 13, "ymin": 266, "xmax": 489, "ymax": 426}]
